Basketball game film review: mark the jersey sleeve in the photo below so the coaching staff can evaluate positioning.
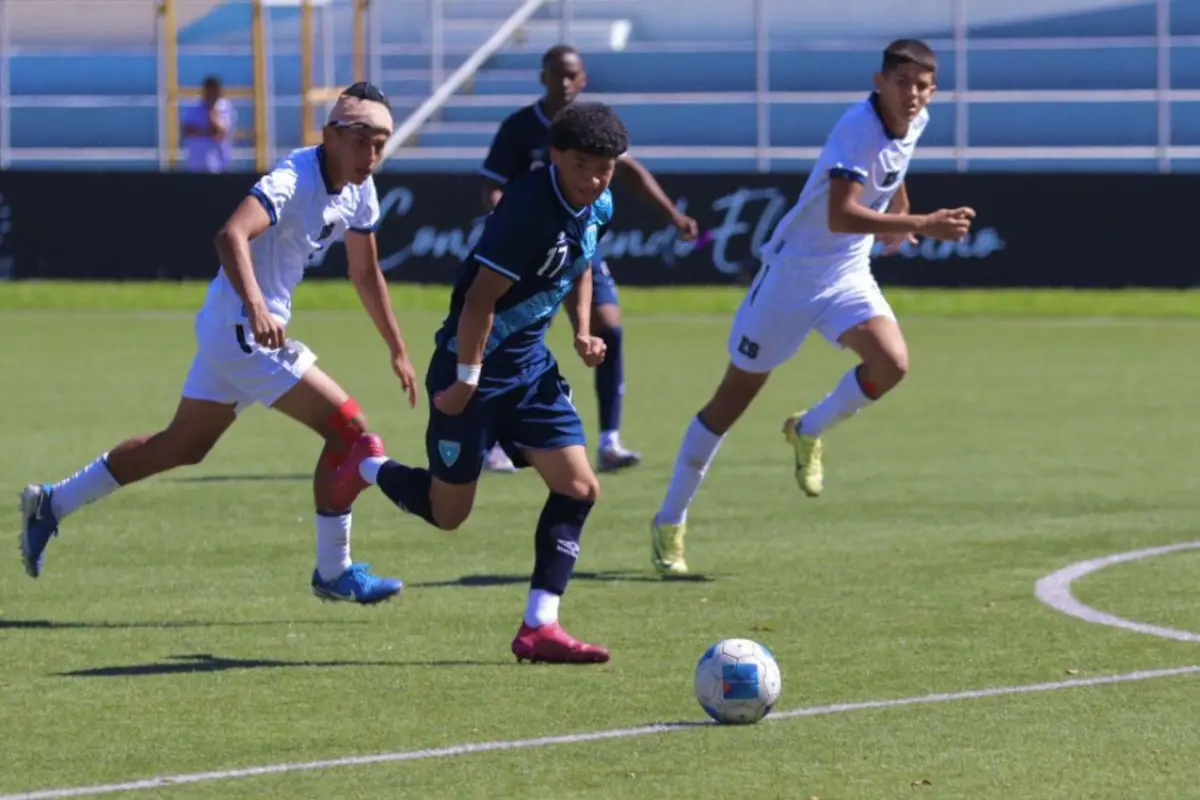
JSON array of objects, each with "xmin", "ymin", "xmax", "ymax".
[
  {"xmin": 349, "ymin": 178, "xmax": 382, "ymax": 233},
  {"xmin": 471, "ymin": 192, "xmax": 537, "ymax": 282},
  {"xmin": 596, "ymin": 189, "xmax": 614, "ymax": 229},
  {"xmin": 249, "ymin": 157, "xmax": 302, "ymax": 226},
  {"xmin": 592, "ymin": 189, "xmax": 613, "ymax": 255},
  {"xmin": 479, "ymin": 116, "xmax": 520, "ymax": 185},
  {"xmin": 823, "ymin": 115, "xmax": 874, "ymax": 185}
]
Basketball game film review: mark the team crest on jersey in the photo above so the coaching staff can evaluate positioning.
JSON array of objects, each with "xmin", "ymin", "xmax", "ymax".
[
  {"xmin": 437, "ymin": 440, "xmax": 461, "ymax": 467},
  {"xmin": 530, "ymin": 147, "xmax": 547, "ymax": 170}
]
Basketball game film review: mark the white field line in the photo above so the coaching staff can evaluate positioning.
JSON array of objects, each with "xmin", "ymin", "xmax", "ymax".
[
  {"xmin": 3, "ymin": 665, "xmax": 1197, "ymax": 799},
  {"xmin": 1036, "ymin": 540, "xmax": 1200, "ymax": 643}
]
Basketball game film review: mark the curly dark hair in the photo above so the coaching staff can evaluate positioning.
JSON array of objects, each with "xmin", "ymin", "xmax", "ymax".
[{"xmin": 548, "ymin": 101, "xmax": 629, "ymax": 159}]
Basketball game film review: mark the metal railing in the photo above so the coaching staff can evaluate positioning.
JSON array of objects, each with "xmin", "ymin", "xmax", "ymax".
[
  {"xmin": 0, "ymin": 0, "xmax": 371, "ymax": 170},
  {"xmin": 0, "ymin": 0, "xmax": 1191, "ymax": 172},
  {"xmin": 379, "ymin": 0, "xmax": 550, "ymax": 166},
  {"xmin": 382, "ymin": 0, "xmax": 1190, "ymax": 173}
]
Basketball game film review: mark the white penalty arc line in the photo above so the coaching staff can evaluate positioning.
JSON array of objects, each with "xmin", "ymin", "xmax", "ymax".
[
  {"xmin": 4, "ymin": 665, "xmax": 1198, "ymax": 800},
  {"xmin": 1035, "ymin": 540, "xmax": 1200, "ymax": 643}
]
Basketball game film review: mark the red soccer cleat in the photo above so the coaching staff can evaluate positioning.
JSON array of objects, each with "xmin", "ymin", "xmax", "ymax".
[
  {"xmin": 329, "ymin": 433, "xmax": 386, "ymax": 511},
  {"xmin": 511, "ymin": 622, "xmax": 611, "ymax": 664}
]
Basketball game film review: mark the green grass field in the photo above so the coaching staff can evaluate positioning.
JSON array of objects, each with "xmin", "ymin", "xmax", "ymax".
[{"xmin": 2, "ymin": 284, "xmax": 1199, "ymax": 799}]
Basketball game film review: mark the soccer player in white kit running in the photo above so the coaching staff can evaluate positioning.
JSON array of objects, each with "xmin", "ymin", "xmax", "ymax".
[
  {"xmin": 19, "ymin": 82, "xmax": 420, "ymax": 604},
  {"xmin": 649, "ymin": 40, "xmax": 976, "ymax": 575}
]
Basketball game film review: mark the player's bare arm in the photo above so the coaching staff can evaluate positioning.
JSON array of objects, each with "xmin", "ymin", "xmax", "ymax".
[
  {"xmin": 213, "ymin": 196, "xmax": 285, "ymax": 348},
  {"xmin": 879, "ymin": 180, "xmax": 918, "ymax": 254},
  {"xmin": 827, "ymin": 177, "xmax": 974, "ymax": 241},
  {"xmin": 889, "ymin": 180, "xmax": 911, "ymax": 215},
  {"xmin": 569, "ymin": 265, "xmax": 606, "ymax": 367},
  {"xmin": 481, "ymin": 179, "xmax": 505, "ymax": 212},
  {"xmin": 434, "ymin": 267, "xmax": 513, "ymax": 416},
  {"xmin": 345, "ymin": 229, "xmax": 417, "ymax": 408},
  {"xmin": 615, "ymin": 154, "xmax": 699, "ymax": 239}
]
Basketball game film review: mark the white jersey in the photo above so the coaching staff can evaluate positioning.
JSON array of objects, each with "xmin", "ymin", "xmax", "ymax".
[
  {"xmin": 761, "ymin": 93, "xmax": 928, "ymax": 285},
  {"xmin": 199, "ymin": 145, "xmax": 381, "ymax": 326}
]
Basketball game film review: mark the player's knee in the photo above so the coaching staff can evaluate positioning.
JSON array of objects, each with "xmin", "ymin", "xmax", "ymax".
[
  {"xmin": 558, "ymin": 475, "xmax": 601, "ymax": 504},
  {"xmin": 867, "ymin": 348, "xmax": 909, "ymax": 392},
  {"xmin": 431, "ymin": 506, "xmax": 470, "ymax": 532},
  {"xmin": 592, "ymin": 305, "xmax": 621, "ymax": 334}
]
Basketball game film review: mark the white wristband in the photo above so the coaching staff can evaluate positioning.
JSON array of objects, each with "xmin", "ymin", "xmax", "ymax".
[{"xmin": 456, "ymin": 363, "xmax": 482, "ymax": 386}]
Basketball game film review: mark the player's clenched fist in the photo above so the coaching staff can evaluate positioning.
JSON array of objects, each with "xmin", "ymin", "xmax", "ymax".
[
  {"xmin": 920, "ymin": 207, "xmax": 975, "ymax": 242},
  {"xmin": 575, "ymin": 335, "xmax": 607, "ymax": 367}
]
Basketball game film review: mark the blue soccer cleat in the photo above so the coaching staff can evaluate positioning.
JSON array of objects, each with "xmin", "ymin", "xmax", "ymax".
[
  {"xmin": 311, "ymin": 562, "xmax": 403, "ymax": 605},
  {"xmin": 19, "ymin": 484, "xmax": 59, "ymax": 578}
]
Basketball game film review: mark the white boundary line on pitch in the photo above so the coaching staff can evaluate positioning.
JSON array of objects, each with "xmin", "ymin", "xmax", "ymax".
[
  {"xmin": 1035, "ymin": 540, "xmax": 1200, "ymax": 643},
  {"xmin": 4, "ymin": 665, "xmax": 1198, "ymax": 800}
]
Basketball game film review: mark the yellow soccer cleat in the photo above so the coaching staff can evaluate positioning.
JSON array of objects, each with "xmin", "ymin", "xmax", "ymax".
[
  {"xmin": 651, "ymin": 519, "xmax": 689, "ymax": 576},
  {"xmin": 783, "ymin": 412, "xmax": 824, "ymax": 497}
]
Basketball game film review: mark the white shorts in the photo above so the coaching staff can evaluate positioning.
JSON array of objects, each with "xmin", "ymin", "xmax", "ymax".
[
  {"xmin": 726, "ymin": 263, "xmax": 895, "ymax": 373},
  {"xmin": 181, "ymin": 314, "xmax": 317, "ymax": 413}
]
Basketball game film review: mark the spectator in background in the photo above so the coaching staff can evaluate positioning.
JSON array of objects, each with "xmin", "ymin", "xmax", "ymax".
[{"xmin": 181, "ymin": 76, "xmax": 236, "ymax": 172}]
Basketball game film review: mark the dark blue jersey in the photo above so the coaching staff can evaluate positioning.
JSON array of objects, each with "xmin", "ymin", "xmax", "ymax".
[
  {"xmin": 435, "ymin": 165, "xmax": 613, "ymax": 393},
  {"xmin": 479, "ymin": 102, "xmax": 553, "ymax": 186}
]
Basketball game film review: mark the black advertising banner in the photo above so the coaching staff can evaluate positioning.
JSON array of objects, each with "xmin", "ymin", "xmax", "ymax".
[{"xmin": 0, "ymin": 170, "xmax": 1192, "ymax": 288}]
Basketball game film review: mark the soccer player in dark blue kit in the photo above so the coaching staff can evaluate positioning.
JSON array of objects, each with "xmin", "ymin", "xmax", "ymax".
[
  {"xmin": 478, "ymin": 44, "xmax": 699, "ymax": 475},
  {"xmin": 328, "ymin": 102, "xmax": 628, "ymax": 663}
]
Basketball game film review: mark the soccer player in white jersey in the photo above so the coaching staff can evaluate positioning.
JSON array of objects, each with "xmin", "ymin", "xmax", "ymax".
[
  {"xmin": 649, "ymin": 40, "xmax": 976, "ymax": 575},
  {"xmin": 19, "ymin": 82, "xmax": 420, "ymax": 604}
]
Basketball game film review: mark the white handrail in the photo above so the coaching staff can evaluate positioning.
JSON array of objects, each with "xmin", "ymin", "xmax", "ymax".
[
  {"xmin": 412, "ymin": 89, "xmax": 1200, "ymax": 106},
  {"xmin": 373, "ymin": 145, "xmax": 1200, "ymax": 161},
  {"xmin": 377, "ymin": 0, "xmax": 550, "ymax": 168},
  {"xmin": 8, "ymin": 145, "xmax": 1200, "ymax": 164}
]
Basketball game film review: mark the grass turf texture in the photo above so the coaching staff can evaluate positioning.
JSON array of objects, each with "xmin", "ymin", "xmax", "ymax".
[{"xmin": 1, "ymin": 285, "xmax": 1198, "ymax": 798}]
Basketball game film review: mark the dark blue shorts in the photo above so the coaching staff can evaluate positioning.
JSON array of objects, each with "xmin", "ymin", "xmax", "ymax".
[
  {"xmin": 592, "ymin": 259, "xmax": 619, "ymax": 308},
  {"xmin": 424, "ymin": 352, "xmax": 586, "ymax": 485}
]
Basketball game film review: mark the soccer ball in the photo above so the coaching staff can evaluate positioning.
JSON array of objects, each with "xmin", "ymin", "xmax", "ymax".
[{"xmin": 693, "ymin": 638, "xmax": 782, "ymax": 724}]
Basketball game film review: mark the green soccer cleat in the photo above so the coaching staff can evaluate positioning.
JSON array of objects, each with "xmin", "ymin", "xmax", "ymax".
[
  {"xmin": 651, "ymin": 518, "xmax": 689, "ymax": 576},
  {"xmin": 783, "ymin": 412, "xmax": 824, "ymax": 497}
]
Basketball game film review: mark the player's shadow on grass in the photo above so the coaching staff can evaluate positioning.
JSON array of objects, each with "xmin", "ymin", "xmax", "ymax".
[
  {"xmin": 0, "ymin": 617, "xmax": 372, "ymax": 631},
  {"xmin": 409, "ymin": 570, "xmax": 714, "ymax": 589},
  {"xmin": 165, "ymin": 473, "xmax": 310, "ymax": 484},
  {"xmin": 58, "ymin": 653, "xmax": 507, "ymax": 678}
]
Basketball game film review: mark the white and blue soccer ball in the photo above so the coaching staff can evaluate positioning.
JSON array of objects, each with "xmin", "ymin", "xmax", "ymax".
[{"xmin": 694, "ymin": 638, "xmax": 782, "ymax": 724}]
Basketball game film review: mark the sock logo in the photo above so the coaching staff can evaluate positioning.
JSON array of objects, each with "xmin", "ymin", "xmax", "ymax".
[
  {"xmin": 437, "ymin": 440, "xmax": 461, "ymax": 467},
  {"xmin": 556, "ymin": 539, "xmax": 581, "ymax": 559}
]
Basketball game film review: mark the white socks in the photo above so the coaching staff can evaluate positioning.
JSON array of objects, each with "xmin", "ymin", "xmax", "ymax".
[
  {"xmin": 358, "ymin": 456, "xmax": 387, "ymax": 485},
  {"xmin": 50, "ymin": 454, "xmax": 121, "ymax": 521},
  {"xmin": 524, "ymin": 589, "xmax": 561, "ymax": 627},
  {"xmin": 656, "ymin": 416, "xmax": 726, "ymax": 526},
  {"xmin": 315, "ymin": 512, "xmax": 353, "ymax": 581},
  {"xmin": 800, "ymin": 367, "xmax": 874, "ymax": 437}
]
